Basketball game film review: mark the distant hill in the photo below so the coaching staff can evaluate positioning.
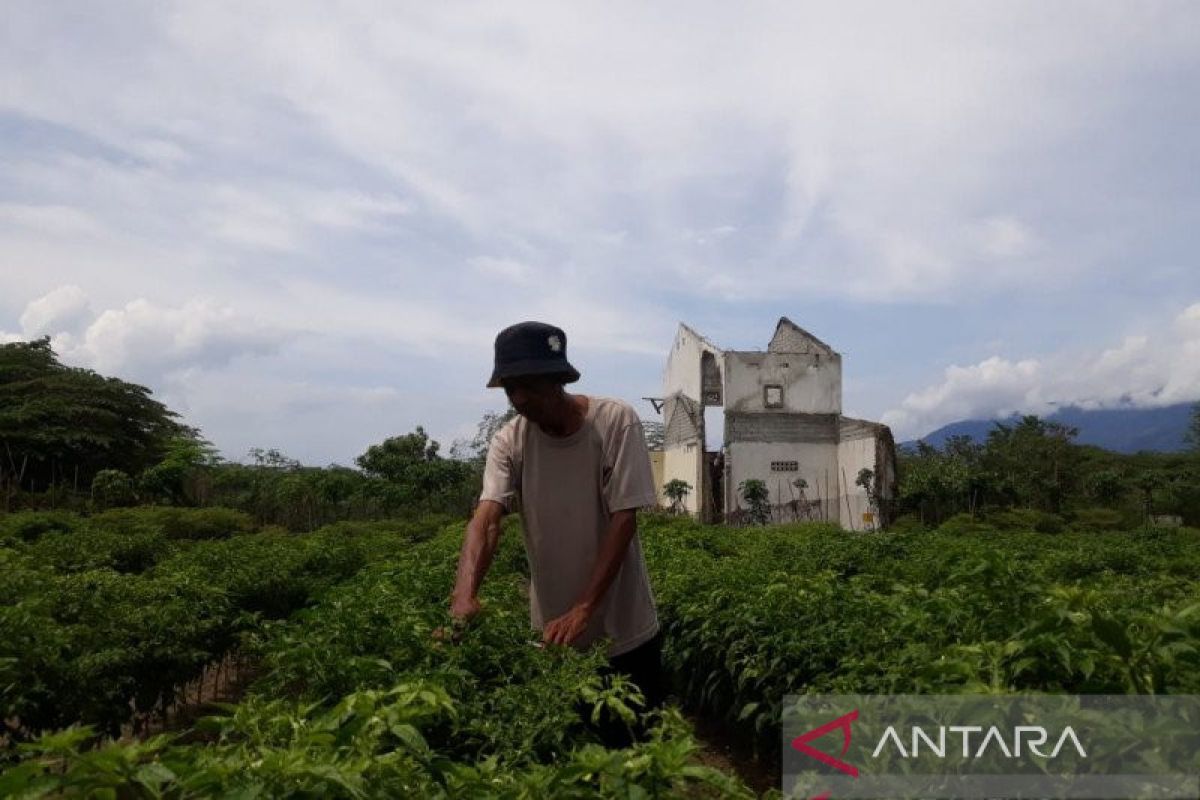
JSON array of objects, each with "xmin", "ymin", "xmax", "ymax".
[{"xmin": 906, "ymin": 402, "xmax": 1197, "ymax": 454}]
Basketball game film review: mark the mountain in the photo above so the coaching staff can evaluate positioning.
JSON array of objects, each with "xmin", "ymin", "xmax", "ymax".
[{"xmin": 907, "ymin": 402, "xmax": 1197, "ymax": 454}]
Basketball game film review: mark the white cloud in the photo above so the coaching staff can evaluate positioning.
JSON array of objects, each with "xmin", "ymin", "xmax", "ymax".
[
  {"xmin": 8, "ymin": 288, "xmax": 287, "ymax": 383},
  {"xmin": 975, "ymin": 216, "xmax": 1037, "ymax": 260},
  {"xmin": 74, "ymin": 297, "xmax": 286, "ymax": 378},
  {"xmin": 883, "ymin": 302, "xmax": 1200, "ymax": 438},
  {"xmin": 6, "ymin": 2, "xmax": 1196, "ymax": 301},
  {"xmin": 2, "ymin": 3, "xmax": 1199, "ymax": 461},
  {"xmin": 19, "ymin": 284, "xmax": 92, "ymax": 336},
  {"xmin": 0, "ymin": 203, "xmax": 106, "ymax": 237},
  {"xmin": 469, "ymin": 256, "xmax": 534, "ymax": 284}
]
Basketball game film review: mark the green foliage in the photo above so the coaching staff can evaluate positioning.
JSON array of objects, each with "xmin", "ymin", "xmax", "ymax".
[
  {"xmin": 1068, "ymin": 507, "xmax": 1127, "ymax": 531},
  {"xmin": 0, "ymin": 510, "xmax": 78, "ymax": 543},
  {"xmin": 0, "ymin": 337, "xmax": 194, "ymax": 498},
  {"xmin": 90, "ymin": 469, "xmax": 134, "ymax": 510},
  {"xmin": 639, "ymin": 514, "xmax": 1200, "ymax": 758},
  {"xmin": 937, "ymin": 513, "xmax": 994, "ymax": 535},
  {"xmin": 354, "ymin": 428, "xmax": 475, "ymax": 516},
  {"xmin": 137, "ymin": 436, "xmax": 220, "ymax": 505},
  {"xmin": 356, "ymin": 427, "xmax": 442, "ymax": 480},
  {"xmin": 899, "ymin": 416, "xmax": 1200, "ymax": 527},
  {"xmin": 1, "ymin": 515, "xmax": 753, "ymax": 798},
  {"xmin": 662, "ymin": 479, "xmax": 692, "ymax": 514},
  {"xmin": 737, "ymin": 479, "xmax": 770, "ymax": 526}
]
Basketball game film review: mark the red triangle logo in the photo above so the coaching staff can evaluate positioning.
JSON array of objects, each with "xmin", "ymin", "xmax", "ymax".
[{"xmin": 791, "ymin": 708, "xmax": 859, "ymax": 778}]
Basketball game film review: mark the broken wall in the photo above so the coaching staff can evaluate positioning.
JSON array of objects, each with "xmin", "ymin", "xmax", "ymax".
[{"xmin": 723, "ymin": 351, "xmax": 841, "ymax": 415}]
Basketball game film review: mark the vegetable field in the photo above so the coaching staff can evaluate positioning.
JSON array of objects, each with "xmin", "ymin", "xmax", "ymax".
[{"xmin": 3, "ymin": 508, "xmax": 1199, "ymax": 797}]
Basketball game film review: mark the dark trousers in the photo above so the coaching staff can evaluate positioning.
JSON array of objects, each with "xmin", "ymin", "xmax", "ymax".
[
  {"xmin": 586, "ymin": 631, "xmax": 668, "ymax": 747},
  {"xmin": 607, "ymin": 630, "xmax": 668, "ymax": 711}
]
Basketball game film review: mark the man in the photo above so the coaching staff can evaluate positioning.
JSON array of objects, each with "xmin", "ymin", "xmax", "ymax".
[{"xmin": 449, "ymin": 320, "xmax": 666, "ymax": 716}]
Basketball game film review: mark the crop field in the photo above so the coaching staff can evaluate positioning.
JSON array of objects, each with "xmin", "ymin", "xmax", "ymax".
[{"xmin": 2, "ymin": 508, "xmax": 1199, "ymax": 798}]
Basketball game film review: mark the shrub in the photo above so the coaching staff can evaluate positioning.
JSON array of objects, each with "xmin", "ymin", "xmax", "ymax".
[
  {"xmin": 90, "ymin": 469, "xmax": 134, "ymax": 510},
  {"xmin": 1069, "ymin": 507, "xmax": 1126, "ymax": 532},
  {"xmin": 987, "ymin": 508, "xmax": 1044, "ymax": 531},
  {"xmin": 1032, "ymin": 511, "xmax": 1066, "ymax": 534},
  {"xmin": 91, "ymin": 507, "xmax": 255, "ymax": 540},
  {"xmin": 937, "ymin": 513, "xmax": 994, "ymax": 535},
  {"xmin": 886, "ymin": 513, "xmax": 928, "ymax": 533},
  {"xmin": 0, "ymin": 510, "xmax": 79, "ymax": 543}
]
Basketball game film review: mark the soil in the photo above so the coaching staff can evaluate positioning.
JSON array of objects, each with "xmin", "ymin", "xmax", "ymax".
[
  {"xmin": 117, "ymin": 651, "xmax": 259, "ymax": 744},
  {"xmin": 686, "ymin": 709, "xmax": 780, "ymax": 797}
]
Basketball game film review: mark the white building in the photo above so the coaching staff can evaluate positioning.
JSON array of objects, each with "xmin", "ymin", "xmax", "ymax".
[{"xmin": 656, "ymin": 317, "xmax": 896, "ymax": 529}]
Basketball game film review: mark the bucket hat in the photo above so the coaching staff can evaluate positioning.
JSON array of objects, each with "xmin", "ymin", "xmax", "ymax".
[{"xmin": 487, "ymin": 321, "xmax": 581, "ymax": 388}]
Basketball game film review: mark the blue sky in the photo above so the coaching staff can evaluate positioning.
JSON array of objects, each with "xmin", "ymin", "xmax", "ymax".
[{"xmin": 2, "ymin": 2, "xmax": 1199, "ymax": 463}]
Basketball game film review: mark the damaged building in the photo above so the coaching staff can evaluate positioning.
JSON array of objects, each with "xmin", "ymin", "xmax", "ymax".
[{"xmin": 652, "ymin": 317, "xmax": 897, "ymax": 529}]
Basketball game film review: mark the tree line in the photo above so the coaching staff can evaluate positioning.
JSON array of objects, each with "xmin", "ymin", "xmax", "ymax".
[
  {"xmin": 4, "ymin": 336, "xmax": 1198, "ymax": 531},
  {"xmin": 895, "ymin": 413, "xmax": 1200, "ymax": 528},
  {"xmin": 0, "ymin": 337, "xmax": 515, "ymax": 529}
]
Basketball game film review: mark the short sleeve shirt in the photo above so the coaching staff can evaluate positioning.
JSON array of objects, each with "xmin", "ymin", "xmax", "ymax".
[{"xmin": 479, "ymin": 396, "xmax": 660, "ymax": 657}]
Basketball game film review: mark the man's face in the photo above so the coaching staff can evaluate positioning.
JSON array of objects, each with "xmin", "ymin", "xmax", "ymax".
[{"xmin": 501, "ymin": 375, "xmax": 562, "ymax": 422}]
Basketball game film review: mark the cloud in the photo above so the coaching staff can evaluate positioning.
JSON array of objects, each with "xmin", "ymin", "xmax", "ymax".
[
  {"xmin": 883, "ymin": 302, "xmax": 1200, "ymax": 438},
  {"xmin": 6, "ymin": 287, "xmax": 287, "ymax": 384},
  {"xmin": 18, "ymin": 284, "xmax": 92, "ymax": 336},
  {"xmin": 469, "ymin": 256, "xmax": 534, "ymax": 284},
  {"xmin": 0, "ymin": 203, "xmax": 106, "ymax": 238},
  {"xmin": 75, "ymin": 297, "xmax": 287, "ymax": 379},
  {"xmin": 3, "ymin": 3, "xmax": 1199, "ymax": 462}
]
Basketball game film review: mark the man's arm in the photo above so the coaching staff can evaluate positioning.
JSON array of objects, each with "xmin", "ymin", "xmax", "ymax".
[
  {"xmin": 450, "ymin": 499, "xmax": 506, "ymax": 619},
  {"xmin": 542, "ymin": 507, "xmax": 638, "ymax": 645}
]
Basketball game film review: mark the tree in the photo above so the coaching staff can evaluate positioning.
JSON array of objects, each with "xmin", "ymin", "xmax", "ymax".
[
  {"xmin": 139, "ymin": 436, "xmax": 220, "ymax": 505},
  {"xmin": 0, "ymin": 337, "xmax": 195, "ymax": 500},
  {"xmin": 356, "ymin": 427, "xmax": 474, "ymax": 514},
  {"xmin": 1085, "ymin": 468, "xmax": 1127, "ymax": 507},
  {"xmin": 663, "ymin": 479, "xmax": 691, "ymax": 514},
  {"xmin": 356, "ymin": 426, "xmax": 442, "ymax": 481},
  {"xmin": 982, "ymin": 416, "xmax": 1079, "ymax": 512},
  {"xmin": 450, "ymin": 408, "xmax": 518, "ymax": 465},
  {"xmin": 738, "ymin": 478, "xmax": 771, "ymax": 526}
]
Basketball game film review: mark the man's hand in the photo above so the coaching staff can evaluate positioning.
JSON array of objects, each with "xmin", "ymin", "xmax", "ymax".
[{"xmin": 543, "ymin": 602, "xmax": 595, "ymax": 646}]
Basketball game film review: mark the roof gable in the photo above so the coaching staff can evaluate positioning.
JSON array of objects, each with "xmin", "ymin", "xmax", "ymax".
[{"xmin": 767, "ymin": 317, "xmax": 837, "ymax": 357}]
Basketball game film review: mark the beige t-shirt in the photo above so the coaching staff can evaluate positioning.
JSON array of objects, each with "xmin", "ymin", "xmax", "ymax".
[{"xmin": 479, "ymin": 396, "xmax": 660, "ymax": 657}]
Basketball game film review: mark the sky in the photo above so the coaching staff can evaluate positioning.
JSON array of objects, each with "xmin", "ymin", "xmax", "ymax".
[{"xmin": 2, "ymin": 2, "xmax": 1199, "ymax": 464}]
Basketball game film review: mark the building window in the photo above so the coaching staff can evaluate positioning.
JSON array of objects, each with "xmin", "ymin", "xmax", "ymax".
[
  {"xmin": 771, "ymin": 461, "xmax": 798, "ymax": 472},
  {"xmin": 764, "ymin": 384, "xmax": 784, "ymax": 408}
]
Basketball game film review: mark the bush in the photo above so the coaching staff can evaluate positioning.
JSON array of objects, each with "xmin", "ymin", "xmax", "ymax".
[
  {"xmin": 0, "ymin": 510, "xmax": 79, "ymax": 543},
  {"xmin": 937, "ymin": 513, "xmax": 994, "ymax": 535},
  {"xmin": 1032, "ymin": 511, "xmax": 1066, "ymax": 534},
  {"xmin": 986, "ymin": 508, "xmax": 1044, "ymax": 531},
  {"xmin": 1068, "ymin": 507, "xmax": 1126, "ymax": 532},
  {"xmin": 91, "ymin": 507, "xmax": 255, "ymax": 540},
  {"xmin": 90, "ymin": 469, "xmax": 134, "ymax": 510},
  {"xmin": 886, "ymin": 513, "xmax": 928, "ymax": 533}
]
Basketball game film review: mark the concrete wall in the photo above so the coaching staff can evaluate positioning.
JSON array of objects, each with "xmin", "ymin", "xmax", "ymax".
[
  {"xmin": 723, "ymin": 351, "xmax": 841, "ymax": 415},
  {"xmin": 662, "ymin": 323, "xmax": 723, "ymax": 401},
  {"xmin": 660, "ymin": 324, "xmax": 722, "ymax": 519},
  {"xmin": 725, "ymin": 439, "xmax": 840, "ymax": 523},
  {"xmin": 663, "ymin": 442, "xmax": 703, "ymax": 514},
  {"xmin": 648, "ymin": 450, "xmax": 665, "ymax": 506},
  {"xmin": 836, "ymin": 431, "xmax": 877, "ymax": 530},
  {"xmin": 658, "ymin": 318, "xmax": 896, "ymax": 528}
]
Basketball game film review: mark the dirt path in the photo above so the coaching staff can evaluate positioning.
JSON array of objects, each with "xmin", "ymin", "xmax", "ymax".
[
  {"xmin": 686, "ymin": 710, "xmax": 779, "ymax": 797},
  {"xmin": 118, "ymin": 652, "xmax": 259, "ymax": 743}
]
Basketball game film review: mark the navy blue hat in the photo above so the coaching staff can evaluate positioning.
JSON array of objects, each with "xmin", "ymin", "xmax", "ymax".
[{"xmin": 487, "ymin": 321, "xmax": 581, "ymax": 388}]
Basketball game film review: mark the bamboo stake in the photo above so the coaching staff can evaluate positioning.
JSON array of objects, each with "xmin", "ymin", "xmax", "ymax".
[{"xmin": 842, "ymin": 467, "xmax": 854, "ymax": 531}]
